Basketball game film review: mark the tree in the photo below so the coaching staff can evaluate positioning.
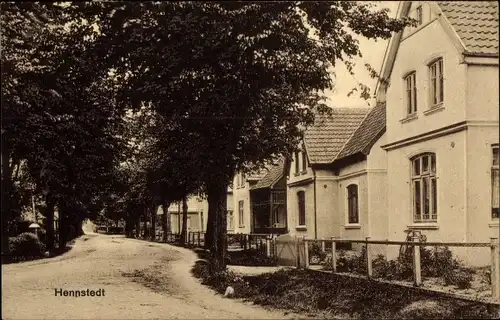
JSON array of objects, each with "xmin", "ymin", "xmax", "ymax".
[
  {"xmin": 67, "ymin": 2, "xmax": 411, "ymax": 271},
  {"xmin": 1, "ymin": 2, "xmax": 128, "ymax": 252}
]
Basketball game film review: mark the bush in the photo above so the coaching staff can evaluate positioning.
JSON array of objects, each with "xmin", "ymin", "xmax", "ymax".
[
  {"xmin": 309, "ymin": 242, "xmax": 327, "ymax": 263},
  {"xmin": 228, "ymin": 248, "xmax": 276, "ymax": 266},
  {"xmin": 8, "ymin": 232, "xmax": 46, "ymax": 258}
]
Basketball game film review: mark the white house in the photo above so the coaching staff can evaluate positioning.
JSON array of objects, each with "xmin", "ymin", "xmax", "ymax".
[
  {"xmin": 286, "ymin": 1, "xmax": 499, "ymax": 265},
  {"xmin": 376, "ymin": 1, "xmax": 499, "ymax": 264}
]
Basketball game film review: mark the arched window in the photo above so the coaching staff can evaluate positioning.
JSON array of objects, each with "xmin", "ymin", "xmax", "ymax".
[
  {"xmin": 347, "ymin": 184, "xmax": 359, "ymax": 224},
  {"xmin": 411, "ymin": 153, "xmax": 437, "ymax": 222},
  {"xmin": 297, "ymin": 191, "xmax": 306, "ymax": 226}
]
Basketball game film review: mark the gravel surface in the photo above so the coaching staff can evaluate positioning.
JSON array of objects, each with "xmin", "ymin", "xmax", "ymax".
[{"xmin": 2, "ymin": 232, "xmax": 292, "ymax": 319}]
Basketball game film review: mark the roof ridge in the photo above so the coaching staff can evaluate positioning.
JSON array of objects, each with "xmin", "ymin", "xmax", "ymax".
[{"xmin": 332, "ymin": 106, "xmax": 374, "ymax": 163}]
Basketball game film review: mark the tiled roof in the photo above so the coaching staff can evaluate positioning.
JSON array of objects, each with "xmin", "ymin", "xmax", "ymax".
[
  {"xmin": 336, "ymin": 102, "xmax": 386, "ymax": 160},
  {"xmin": 247, "ymin": 169, "xmax": 268, "ymax": 181},
  {"xmin": 304, "ymin": 108, "xmax": 370, "ymax": 164},
  {"xmin": 251, "ymin": 160, "xmax": 285, "ymax": 190},
  {"xmin": 438, "ymin": 1, "xmax": 499, "ymax": 55}
]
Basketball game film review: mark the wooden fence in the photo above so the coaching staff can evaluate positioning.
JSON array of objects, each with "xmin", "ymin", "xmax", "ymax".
[{"xmin": 298, "ymin": 236, "xmax": 500, "ymax": 304}]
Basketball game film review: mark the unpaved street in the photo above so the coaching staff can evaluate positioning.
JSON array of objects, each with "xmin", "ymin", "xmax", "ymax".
[{"xmin": 2, "ymin": 233, "xmax": 291, "ymax": 319}]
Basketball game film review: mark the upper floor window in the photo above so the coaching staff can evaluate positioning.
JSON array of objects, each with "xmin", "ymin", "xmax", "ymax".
[
  {"xmin": 492, "ymin": 145, "xmax": 499, "ymax": 219},
  {"xmin": 405, "ymin": 72, "xmax": 417, "ymax": 115},
  {"xmin": 411, "ymin": 153, "xmax": 437, "ymax": 222},
  {"xmin": 227, "ymin": 210, "xmax": 234, "ymax": 230},
  {"xmin": 294, "ymin": 151, "xmax": 300, "ymax": 175},
  {"xmin": 297, "ymin": 191, "xmax": 306, "ymax": 226},
  {"xmin": 241, "ymin": 173, "xmax": 246, "ymax": 188},
  {"xmin": 347, "ymin": 184, "xmax": 359, "ymax": 224},
  {"xmin": 238, "ymin": 200, "xmax": 244, "ymax": 227},
  {"xmin": 429, "ymin": 58, "xmax": 444, "ymax": 106},
  {"xmin": 416, "ymin": 6, "xmax": 423, "ymax": 25},
  {"xmin": 301, "ymin": 150, "xmax": 307, "ymax": 173}
]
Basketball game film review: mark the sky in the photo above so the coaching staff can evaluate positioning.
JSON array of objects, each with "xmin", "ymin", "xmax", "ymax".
[{"xmin": 324, "ymin": 1, "xmax": 400, "ymax": 109}]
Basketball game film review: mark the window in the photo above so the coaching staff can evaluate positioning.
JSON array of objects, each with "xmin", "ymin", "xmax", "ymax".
[
  {"xmin": 405, "ymin": 72, "xmax": 417, "ymax": 115},
  {"xmin": 429, "ymin": 58, "xmax": 444, "ymax": 106},
  {"xmin": 201, "ymin": 211, "xmax": 204, "ymax": 232},
  {"xmin": 416, "ymin": 6, "xmax": 423, "ymax": 25},
  {"xmin": 238, "ymin": 200, "xmax": 244, "ymax": 226},
  {"xmin": 297, "ymin": 191, "xmax": 306, "ymax": 226},
  {"xmin": 412, "ymin": 153, "xmax": 437, "ymax": 222},
  {"xmin": 347, "ymin": 184, "xmax": 359, "ymax": 224},
  {"xmin": 301, "ymin": 151, "xmax": 307, "ymax": 172},
  {"xmin": 241, "ymin": 173, "xmax": 246, "ymax": 188},
  {"xmin": 492, "ymin": 146, "xmax": 499, "ymax": 219},
  {"xmin": 228, "ymin": 210, "xmax": 234, "ymax": 230},
  {"xmin": 294, "ymin": 151, "xmax": 300, "ymax": 175}
]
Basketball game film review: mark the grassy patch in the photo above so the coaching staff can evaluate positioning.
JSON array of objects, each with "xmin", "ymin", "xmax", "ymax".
[
  {"xmin": 121, "ymin": 263, "xmax": 174, "ymax": 294},
  {"xmin": 191, "ymin": 263, "xmax": 499, "ymax": 319}
]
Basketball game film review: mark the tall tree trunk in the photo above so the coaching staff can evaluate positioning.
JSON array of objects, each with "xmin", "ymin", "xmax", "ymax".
[
  {"xmin": 125, "ymin": 216, "xmax": 134, "ymax": 237},
  {"xmin": 1, "ymin": 151, "xmax": 14, "ymax": 254},
  {"xmin": 58, "ymin": 203, "xmax": 67, "ymax": 250},
  {"xmin": 207, "ymin": 181, "xmax": 228, "ymax": 273},
  {"xmin": 135, "ymin": 215, "xmax": 141, "ymax": 238},
  {"xmin": 150, "ymin": 204, "xmax": 157, "ymax": 241},
  {"xmin": 45, "ymin": 192, "xmax": 55, "ymax": 252},
  {"xmin": 204, "ymin": 203, "xmax": 215, "ymax": 249},
  {"xmin": 181, "ymin": 196, "xmax": 188, "ymax": 244},
  {"xmin": 161, "ymin": 201, "xmax": 171, "ymax": 241}
]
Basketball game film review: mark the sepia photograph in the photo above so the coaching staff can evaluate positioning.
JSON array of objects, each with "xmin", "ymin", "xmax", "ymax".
[{"xmin": 1, "ymin": 1, "xmax": 499, "ymax": 319}]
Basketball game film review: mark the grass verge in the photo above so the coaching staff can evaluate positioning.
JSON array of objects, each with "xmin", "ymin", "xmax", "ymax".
[{"xmin": 191, "ymin": 260, "xmax": 500, "ymax": 319}]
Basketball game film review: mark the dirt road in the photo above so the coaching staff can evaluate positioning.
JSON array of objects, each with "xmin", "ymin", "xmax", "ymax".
[{"xmin": 2, "ymin": 233, "xmax": 291, "ymax": 319}]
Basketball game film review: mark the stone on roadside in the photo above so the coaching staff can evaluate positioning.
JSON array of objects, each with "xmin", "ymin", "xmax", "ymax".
[
  {"xmin": 398, "ymin": 300, "xmax": 453, "ymax": 319},
  {"xmin": 224, "ymin": 286, "xmax": 234, "ymax": 297}
]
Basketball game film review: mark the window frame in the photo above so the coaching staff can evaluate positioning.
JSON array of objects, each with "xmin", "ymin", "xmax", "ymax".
[
  {"xmin": 238, "ymin": 200, "xmax": 244, "ymax": 227},
  {"xmin": 297, "ymin": 191, "xmax": 306, "ymax": 226},
  {"xmin": 404, "ymin": 71, "xmax": 417, "ymax": 115},
  {"xmin": 429, "ymin": 58, "xmax": 444, "ymax": 107},
  {"xmin": 301, "ymin": 150, "xmax": 307, "ymax": 173},
  {"xmin": 416, "ymin": 5, "xmax": 423, "ymax": 25},
  {"xmin": 227, "ymin": 210, "xmax": 234, "ymax": 230},
  {"xmin": 294, "ymin": 151, "xmax": 300, "ymax": 176},
  {"xmin": 346, "ymin": 184, "xmax": 359, "ymax": 224},
  {"xmin": 411, "ymin": 153, "xmax": 438, "ymax": 223},
  {"xmin": 492, "ymin": 145, "xmax": 499, "ymax": 220}
]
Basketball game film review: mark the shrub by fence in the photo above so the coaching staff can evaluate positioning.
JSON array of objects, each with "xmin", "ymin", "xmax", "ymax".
[{"xmin": 300, "ymin": 237, "xmax": 500, "ymax": 305}]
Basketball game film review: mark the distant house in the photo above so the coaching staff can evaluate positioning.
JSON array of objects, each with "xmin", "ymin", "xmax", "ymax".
[
  {"xmin": 156, "ymin": 190, "xmax": 233, "ymax": 234},
  {"xmin": 232, "ymin": 169, "xmax": 268, "ymax": 234},
  {"xmin": 249, "ymin": 160, "xmax": 287, "ymax": 235},
  {"xmin": 286, "ymin": 108, "xmax": 371, "ymax": 240}
]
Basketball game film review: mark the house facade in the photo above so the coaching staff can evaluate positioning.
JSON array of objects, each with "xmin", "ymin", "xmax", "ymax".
[
  {"xmin": 376, "ymin": 1, "xmax": 499, "ymax": 264},
  {"xmin": 286, "ymin": 108, "xmax": 371, "ymax": 240},
  {"xmin": 286, "ymin": 1, "xmax": 499, "ymax": 266}
]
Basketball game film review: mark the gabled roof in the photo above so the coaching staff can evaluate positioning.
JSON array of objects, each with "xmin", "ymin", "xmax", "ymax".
[
  {"xmin": 304, "ymin": 108, "xmax": 370, "ymax": 164},
  {"xmin": 251, "ymin": 160, "xmax": 285, "ymax": 190},
  {"xmin": 336, "ymin": 102, "xmax": 386, "ymax": 160},
  {"xmin": 438, "ymin": 1, "xmax": 499, "ymax": 56},
  {"xmin": 247, "ymin": 169, "xmax": 268, "ymax": 181},
  {"xmin": 375, "ymin": 1, "xmax": 499, "ymax": 98}
]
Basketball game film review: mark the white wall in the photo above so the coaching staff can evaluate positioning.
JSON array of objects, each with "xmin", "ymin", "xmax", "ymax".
[{"xmin": 385, "ymin": 13, "xmax": 467, "ymax": 145}]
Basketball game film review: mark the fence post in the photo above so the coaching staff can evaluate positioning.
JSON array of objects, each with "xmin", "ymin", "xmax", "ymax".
[
  {"xmin": 366, "ymin": 237, "xmax": 372, "ymax": 278},
  {"xmin": 303, "ymin": 237, "xmax": 309, "ymax": 269},
  {"xmin": 295, "ymin": 237, "xmax": 300, "ymax": 268},
  {"xmin": 321, "ymin": 238, "xmax": 325, "ymax": 253},
  {"xmin": 491, "ymin": 238, "xmax": 500, "ymax": 302},
  {"xmin": 273, "ymin": 236, "xmax": 277, "ymax": 259},
  {"xmin": 197, "ymin": 232, "xmax": 201, "ymax": 247},
  {"xmin": 331, "ymin": 237, "xmax": 337, "ymax": 273},
  {"xmin": 266, "ymin": 236, "xmax": 271, "ymax": 257},
  {"xmin": 412, "ymin": 235, "xmax": 422, "ymax": 287}
]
